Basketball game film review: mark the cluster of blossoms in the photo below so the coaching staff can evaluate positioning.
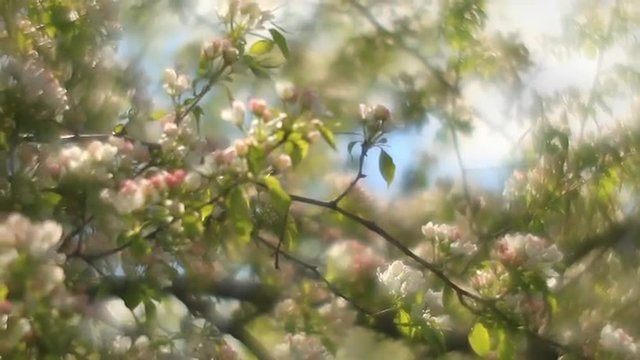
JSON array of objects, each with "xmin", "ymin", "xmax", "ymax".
[
  {"xmin": 358, "ymin": 103, "xmax": 392, "ymax": 141},
  {"xmin": 0, "ymin": 214, "xmax": 75, "ymax": 348},
  {"xmin": 219, "ymin": 95, "xmax": 319, "ymax": 174},
  {"xmin": 470, "ymin": 262, "xmax": 510, "ymax": 297},
  {"xmin": 377, "ymin": 260, "xmax": 451, "ymax": 331},
  {"xmin": 501, "ymin": 293, "xmax": 549, "ymax": 328},
  {"xmin": 494, "ymin": 233, "xmax": 563, "ymax": 289},
  {"xmin": 421, "ymin": 309, "xmax": 452, "ymax": 330},
  {"xmin": 377, "ymin": 260, "xmax": 426, "ymax": 298},
  {"xmin": 495, "ymin": 234, "xmax": 563, "ymax": 269},
  {"xmin": 317, "ymin": 297, "xmax": 357, "ymax": 329},
  {"xmin": 273, "ymin": 332, "xmax": 333, "ymax": 360},
  {"xmin": 600, "ymin": 324, "xmax": 638, "ymax": 357},
  {"xmin": 44, "ymin": 140, "xmax": 121, "ymax": 180},
  {"xmin": 221, "ymin": 0, "xmax": 275, "ymax": 31},
  {"xmin": 100, "ymin": 169, "xmax": 200, "ymax": 214},
  {"xmin": 201, "ymin": 38, "xmax": 241, "ymax": 68},
  {"xmin": 6, "ymin": 57, "xmax": 69, "ymax": 118},
  {"xmin": 421, "ymin": 222, "xmax": 477, "ymax": 258},
  {"xmin": 154, "ymin": 114, "xmax": 199, "ymax": 156},
  {"xmin": 325, "ymin": 240, "xmax": 384, "ymax": 281},
  {"xmin": 162, "ymin": 69, "xmax": 190, "ymax": 97}
]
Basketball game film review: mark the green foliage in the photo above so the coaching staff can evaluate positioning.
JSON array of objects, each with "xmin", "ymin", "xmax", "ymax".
[
  {"xmin": 468, "ymin": 322, "xmax": 491, "ymax": 357},
  {"xmin": 378, "ymin": 149, "xmax": 396, "ymax": 187},
  {"xmin": 2, "ymin": 0, "xmax": 640, "ymax": 358}
]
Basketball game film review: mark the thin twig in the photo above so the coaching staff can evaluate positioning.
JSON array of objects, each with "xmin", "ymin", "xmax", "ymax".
[
  {"xmin": 175, "ymin": 64, "xmax": 229, "ymax": 125},
  {"xmin": 331, "ymin": 141, "xmax": 369, "ymax": 205},
  {"xmin": 255, "ymin": 234, "xmax": 375, "ymax": 317}
]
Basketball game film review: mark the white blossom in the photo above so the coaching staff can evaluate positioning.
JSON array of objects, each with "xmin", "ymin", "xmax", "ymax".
[
  {"xmin": 275, "ymin": 81, "xmax": 296, "ymax": 101},
  {"xmin": 422, "ymin": 310, "xmax": 452, "ymax": 330},
  {"xmin": 325, "ymin": 240, "xmax": 383, "ymax": 278},
  {"xmin": 600, "ymin": 324, "xmax": 637, "ymax": 356},
  {"xmin": 421, "ymin": 222, "xmax": 460, "ymax": 241},
  {"xmin": 377, "ymin": 260, "xmax": 426, "ymax": 298},
  {"xmin": 221, "ymin": 100, "xmax": 246, "ymax": 126},
  {"xmin": 162, "ymin": 68, "xmax": 190, "ymax": 96},
  {"xmin": 273, "ymin": 332, "xmax": 333, "ymax": 360}
]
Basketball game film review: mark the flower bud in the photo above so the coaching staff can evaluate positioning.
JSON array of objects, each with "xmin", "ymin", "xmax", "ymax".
[
  {"xmin": 202, "ymin": 39, "xmax": 222, "ymax": 60},
  {"xmin": 249, "ymin": 98, "xmax": 267, "ymax": 116},
  {"xmin": 222, "ymin": 47, "xmax": 239, "ymax": 65},
  {"xmin": 233, "ymin": 139, "xmax": 249, "ymax": 156},
  {"xmin": 373, "ymin": 104, "xmax": 391, "ymax": 122},
  {"xmin": 184, "ymin": 172, "xmax": 202, "ymax": 191},
  {"xmin": 221, "ymin": 100, "xmax": 246, "ymax": 126},
  {"xmin": 275, "ymin": 81, "xmax": 297, "ymax": 102},
  {"xmin": 275, "ymin": 154, "xmax": 292, "ymax": 171}
]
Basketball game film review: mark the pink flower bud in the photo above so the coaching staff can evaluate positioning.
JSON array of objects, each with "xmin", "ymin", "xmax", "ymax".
[
  {"xmin": 275, "ymin": 154, "xmax": 292, "ymax": 171},
  {"xmin": 202, "ymin": 39, "xmax": 222, "ymax": 59},
  {"xmin": 149, "ymin": 174, "xmax": 166, "ymax": 189},
  {"xmin": 373, "ymin": 104, "xmax": 391, "ymax": 122},
  {"xmin": 120, "ymin": 179, "xmax": 138, "ymax": 194},
  {"xmin": 233, "ymin": 139, "xmax": 249, "ymax": 156},
  {"xmin": 0, "ymin": 300, "xmax": 12, "ymax": 314},
  {"xmin": 249, "ymin": 98, "xmax": 267, "ymax": 116},
  {"xmin": 163, "ymin": 122, "xmax": 179, "ymax": 137},
  {"xmin": 165, "ymin": 169, "xmax": 186, "ymax": 188}
]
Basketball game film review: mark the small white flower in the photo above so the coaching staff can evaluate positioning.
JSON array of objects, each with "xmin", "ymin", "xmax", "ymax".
[
  {"xmin": 162, "ymin": 68, "xmax": 190, "ymax": 96},
  {"xmin": 450, "ymin": 241, "xmax": 477, "ymax": 256},
  {"xmin": 600, "ymin": 324, "xmax": 637, "ymax": 356},
  {"xmin": 184, "ymin": 172, "xmax": 202, "ymax": 191},
  {"xmin": 424, "ymin": 289, "xmax": 444, "ymax": 310},
  {"xmin": 112, "ymin": 335, "xmax": 132, "ymax": 354},
  {"xmin": 275, "ymin": 81, "xmax": 296, "ymax": 101},
  {"xmin": 221, "ymin": 100, "xmax": 246, "ymax": 126},
  {"xmin": 423, "ymin": 310, "xmax": 452, "ymax": 329},
  {"xmin": 377, "ymin": 260, "xmax": 426, "ymax": 298},
  {"xmin": 275, "ymin": 154, "xmax": 292, "ymax": 171},
  {"xmin": 28, "ymin": 220, "xmax": 63, "ymax": 257},
  {"xmin": 273, "ymin": 332, "xmax": 332, "ymax": 360}
]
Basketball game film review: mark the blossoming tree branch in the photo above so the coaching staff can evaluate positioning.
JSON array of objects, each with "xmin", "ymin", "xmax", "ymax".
[{"xmin": 1, "ymin": 0, "xmax": 639, "ymax": 359}]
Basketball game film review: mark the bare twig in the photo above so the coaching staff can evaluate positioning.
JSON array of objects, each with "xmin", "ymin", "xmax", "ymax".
[
  {"xmin": 255, "ymin": 234, "xmax": 375, "ymax": 317},
  {"xmin": 331, "ymin": 141, "xmax": 369, "ymax": 205}
]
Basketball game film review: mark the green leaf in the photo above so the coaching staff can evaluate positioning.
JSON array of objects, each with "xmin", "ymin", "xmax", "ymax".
[
  {"xmin": 497, "ymin": 328, "xmax": 515, "ymax": 360},
  {"xmin": 182, "ymin": 213, "xmax": 204, "ymax": 237},
  {"xmin": 249, "ymin": 39, "xmax": 274, "ymax": 56},
  {"xmin": 284, "ymin": 214, "xmax": 298, "ymax": 250},
  {"xmin": 249, "ymin": 63, "xmax": 271, "ymax": 79},
  {"xmin": 347, "ymin": 141, "xmax": 358, "ymax": 156},
  {"xmin": 286, "ymin": 135, "xmax": 309, "ymax": 166},
  {"xmin": 269, "ymin": 28, "xmax": 289, "ymax": 59},
  {"xmin": 0, "ymin": 284, "xmax": 8, "ymax": 301},
  {"xmin": 144, "ymin": 300, "xmax": 157, "ymax": 324},
  {"xmin": 316, "ymin": 123, "xmax": 337, "ymax": 150},
  {"xmin": 200, "ymin": 204, "xmax": 214, "ymax": 222},
  {"xmin": 378, "ymin": 149, "xmax": 396, "ymax": 187},
  {"xmin": 226, "ymin": 187, "xmax": 253, "ymax": 242},
  {"xmin": 112, "ymin": 123, "xmax": 126, "ymax": 136},
  {"xmin": 263, "ymin": 176, "xmax": 291, "ymax": 211},
  {"xmin": 130, "ymin": 234, "xmax": 151, "ymax": 257},
  {"xmin": 247, "ymin": 145, "xmax": 266, "ymax": 175},
  {"xmin": 468, "ymin": 322, "xmax": 491, "ymax": 357},
  {"xmin": 395, "ymin": 308, "xmax": 418, "ymax": 338},
  {"xmin": 122, "ymin": 286, "xmax": 143, "ymax": 310}
]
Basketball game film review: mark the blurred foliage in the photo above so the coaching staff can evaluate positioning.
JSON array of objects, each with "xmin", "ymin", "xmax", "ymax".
[{"xmin": 2, "ymin": 0, "xmax": 640, "ymax": 359}]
